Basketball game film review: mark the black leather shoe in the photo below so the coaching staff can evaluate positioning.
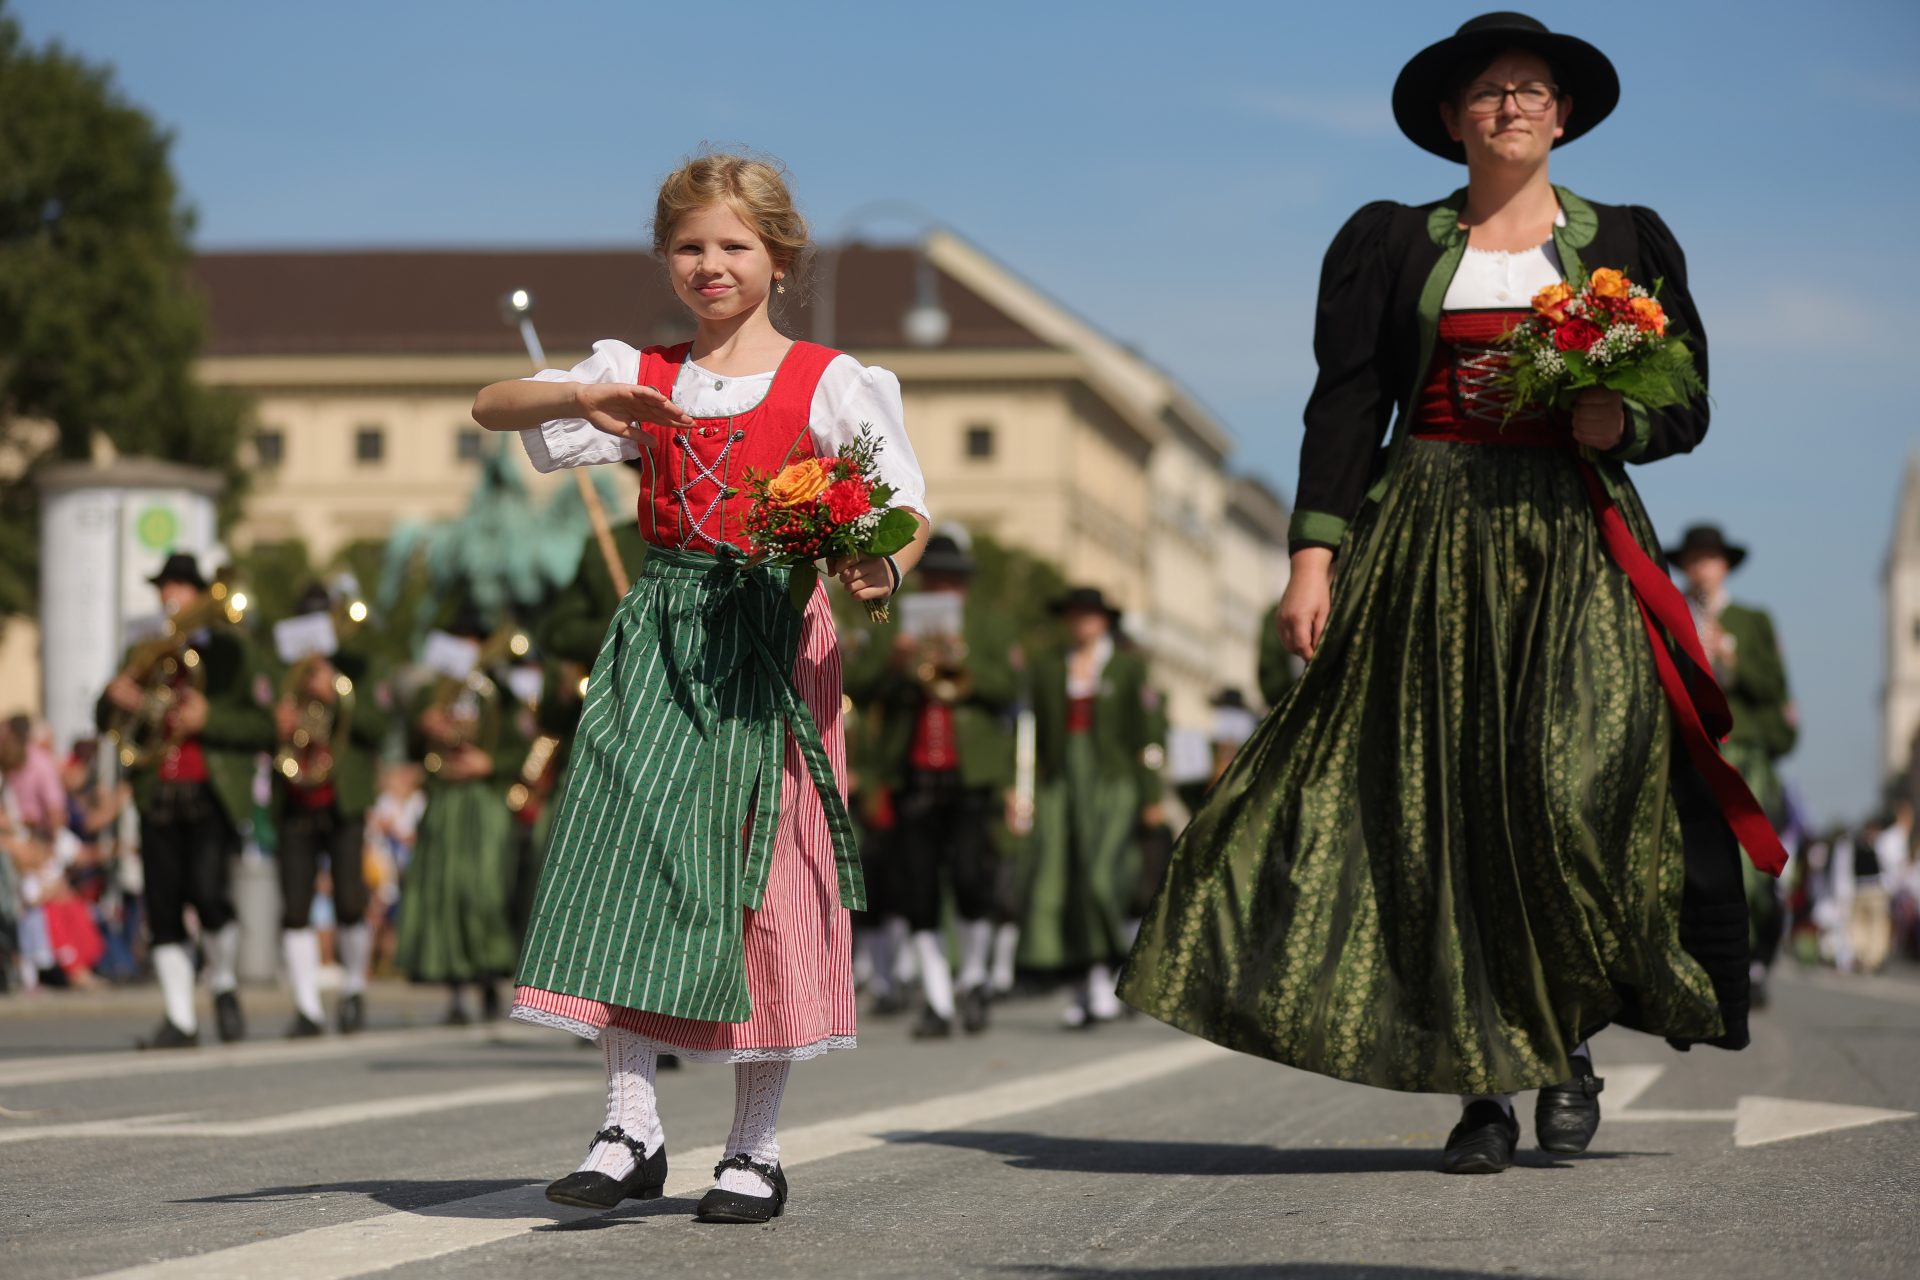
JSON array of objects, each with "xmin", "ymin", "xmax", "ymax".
[
  {"xmin": 286, "ymin": 1013, "xmax": 324, "ymax": 1039},
  {"xmin": 911, "ymin": 1007, "xmax": 952, "ymax": 1040},
  {"xmin": 696, "ymin": 1155, "xmax": 787, "ymax": 1224},
  {"xmin": 1535, "ymin": 1057, "xmax": 1604, "ymax": 1154},
  {"xmin": 872, "ymin": 989, "xmax": 909, "ymax": 1017},
  {"xmin": 658, "ymin": 1054, "xmax": 682, "ymax": 1071},
  {"xmin": 139, "ymin": 1019, "xmax": 199, "ymax": 1050},
  {"xmin": 337, "ymin": 993, "xmax": 365, "ymax": 1035},
  {"xmin": 958, "ymin": 985, "xmax": 990, "ymax": 1035},
  {"xmin": 1440, "ymin": 1101, "xmax": 1519, "ymax": 1174},
  {"xmin": 544, "ymin": 1126, "xmax": 668, "ymax": 1210},
  {"xmin": 214, "ymin": 991, "xmax": 246, "ymax": 1043},
  {"xmin": 480, "ymin": 983, "xmax": 502, "ymax": 1022},
  {"xmin": 443, "ymin": 1004, "xmax": 471, "ymax": 1027}
]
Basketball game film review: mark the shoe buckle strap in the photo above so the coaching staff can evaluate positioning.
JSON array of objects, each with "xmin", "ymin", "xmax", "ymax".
[
  {"xmin": 591, "ymin": 1125, "xmax": 650, "ymax": 1160},
  {"xmin": 713, "ymin": 1152, "xmax": 777, "ymax": 1182}
]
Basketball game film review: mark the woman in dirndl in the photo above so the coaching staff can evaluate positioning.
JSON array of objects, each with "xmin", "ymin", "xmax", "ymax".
[
  {"xmin": 1120, "ymin": 12, "xmax": 1787, "ymax": 1175},
  {"xmin": 472, "ymin": 152, "xmax": 929, "ymax": 1223}
]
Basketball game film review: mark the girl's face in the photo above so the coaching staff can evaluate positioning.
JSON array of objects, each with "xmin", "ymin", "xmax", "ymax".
[
  {"xmin": 1441, "ymin": 50, "xmax": 1571, "ymax": 169},
  {"xmin": 666, "ymin": 202, "xmax": 784, "ymax": 325}
]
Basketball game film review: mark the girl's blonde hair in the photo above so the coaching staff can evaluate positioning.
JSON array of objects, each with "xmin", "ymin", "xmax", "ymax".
[{"xmin": 651, "ymin": 151, "xmax": 810, "ymax": 275}]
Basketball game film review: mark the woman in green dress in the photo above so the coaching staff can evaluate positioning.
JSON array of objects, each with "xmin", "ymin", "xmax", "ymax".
[{"xmin": 1121, "ymin": 12, "xmax": 1782, "ymax": 1174}]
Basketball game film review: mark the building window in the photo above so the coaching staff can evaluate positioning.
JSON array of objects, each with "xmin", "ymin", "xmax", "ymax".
[
  {"xmin": 354, "ymin": 426, "xmax": 384, "ymax": 465},
  {"xmin": 965, "ymin": 424, "xmax": 995, "ymax": 460},
  {"xmin": 456, "ymin": 428, "xmax": 483, "ymax": 462},
  {"xmin": 254, "ymin": 429, "xmax": 284, "ymax": 468}
]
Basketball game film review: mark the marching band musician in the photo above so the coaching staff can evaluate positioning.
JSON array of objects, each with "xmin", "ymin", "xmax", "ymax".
[{"xmin": 96, "ymin": 553, "xmax": 274, "ymax": 1049}]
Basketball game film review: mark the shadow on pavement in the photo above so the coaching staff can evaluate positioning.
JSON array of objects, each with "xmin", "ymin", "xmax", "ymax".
[
  {"xmin": 531, "ymin": 1197, "xmax": 703, "ymax": 1228},
  {"xmin": 997, "ymin": 1266, "xmax": 1563, "ymax": 1279},
  {"xmin": 180, "ymin": 1179, "xmax": 534, "ymax": 1214},
  {"xmin": 890, "ymin": 1130, "xmax": 1651, "ymax": 1176}
]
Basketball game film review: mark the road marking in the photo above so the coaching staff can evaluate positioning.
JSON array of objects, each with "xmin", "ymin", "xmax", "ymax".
[
  {"xmin": 81, "ymin": 1037, "xmax": 1229, "ymax": 1280},
  {"xmin": 1605, "ymin": 1063, "xmax": 1914, "ymax": 1147},
  {"xmin": 0, "ymin": 1080, "xmax": 600, "ymax": 1145},
  {"xmin": 0, "ymin": 1023, "xmax": 548, "ymax": 1089}
]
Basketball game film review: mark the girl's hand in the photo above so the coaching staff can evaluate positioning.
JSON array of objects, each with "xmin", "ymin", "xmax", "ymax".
[
  {"xmin": 1570, "ymin": 388, "xmax": 1626, "ymax": 450},
  {"xmin": 828, "ymin": 554, "xmax": 895, "ymax": 602},
  {"xmin": 1279, "ymin": 549, "xmax": 1334, "ymax": 661},
  {"xmin": 573, "ymin": 383, "xmax": 695, "ymax": 443}
]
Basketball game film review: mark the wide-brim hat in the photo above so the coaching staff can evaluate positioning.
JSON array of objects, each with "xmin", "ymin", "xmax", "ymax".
[
  {"xmin": 294, "ymin": 581, "xmax": 332, "ymax": 616},
  {"xmin": 1393, "ymin": 11, "xmax": 1619, "ymax": 163},
  {"xmin": 147, "ymin": 552, "xmax": 208, "ymax": 589},
  {"xmin": 1665, "ymin": 524, "xmax": 1748, "ymax": 571},
  {"xmin": 1050, "ymin": 586, "xmax": 1122, "ymax": 624},
  {"xmin": 1211, "ymin": 688, "xmax": 1249, "ymax": 711},
  {"xmin": 918, "ymin": 533, "xmax": 976, "ymax": 578}
]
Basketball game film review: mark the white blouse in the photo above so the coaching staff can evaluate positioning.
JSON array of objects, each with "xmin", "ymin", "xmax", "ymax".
[
  {"xmin": 1442, "ymin": 210, "xmax": 1568, "ymax": 311},
  {"xmin": 517, "ymin": 339, "xmax": 930, "ymax": 519}
]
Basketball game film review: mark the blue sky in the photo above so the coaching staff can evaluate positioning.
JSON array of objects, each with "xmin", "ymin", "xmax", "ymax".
[{"xmin": 15, "ymin": 0, "xmax": 1918, "ymax": 820}]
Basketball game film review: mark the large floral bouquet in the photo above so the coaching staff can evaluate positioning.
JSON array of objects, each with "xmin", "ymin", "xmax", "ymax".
[
  {"xmin": 1499, "ymin": 267, "xmax": 1705, "ymax": 423},
  {"xmin": 741, "ymin": 426, "xmax": 918, "ymax": 621}
]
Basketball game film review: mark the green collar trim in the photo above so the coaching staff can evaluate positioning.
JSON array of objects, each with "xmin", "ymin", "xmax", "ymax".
[{"xmin": 1427, "ymin": 185, "xmax": 1598, "ymax": 249}]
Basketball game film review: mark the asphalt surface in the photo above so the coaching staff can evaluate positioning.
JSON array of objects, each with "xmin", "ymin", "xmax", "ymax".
[{"xmin": 1, "ymin": 965, "xmax": 1916, "ymax": 1280}]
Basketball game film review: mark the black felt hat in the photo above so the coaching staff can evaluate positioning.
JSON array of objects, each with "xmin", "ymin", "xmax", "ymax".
[
  {"xmin": 1050, "ymin": 586, "xmax": 1123, "ymax": 625},
  {"xmin": 147, "ymin": 552, "xmax": 208, "ymax": 589},
  {"xmin": 1211, "ymin": 688, "xmax": 1249, "ymax": 711},
  {"xmin": 918, "ymin": 533, "xmax": 976, "ymax": 578},
  {"xmin": 1393, "ymin": 12, "xmax": 1619, "ymax": 163},
  {"xmin": 293, "ymin": 581, "xmax": 332, "ymax": 616},
  {"xmin": 1665, "ymin": 525, "xmax": 1748, "ymax": 571}
]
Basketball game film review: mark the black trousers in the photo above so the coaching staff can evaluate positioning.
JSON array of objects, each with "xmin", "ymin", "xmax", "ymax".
[
  {"xmin": 142, "ymin": 782, "xmax": 238, "ymax": 947},
  {"xmin": 896, "ymin": 770, "xmax": 999, "ymax": 931},
  {"xmin": 278, "ymin": 802, "xmax": 368, "ymax": 929}
]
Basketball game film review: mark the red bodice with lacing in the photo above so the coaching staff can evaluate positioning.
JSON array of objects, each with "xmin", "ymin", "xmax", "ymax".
[{"xmin": 1412, "ymin": 311, "xmax": 1564, "ymax": 447}]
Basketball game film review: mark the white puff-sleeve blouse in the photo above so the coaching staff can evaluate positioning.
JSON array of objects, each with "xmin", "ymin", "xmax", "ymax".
[{"xmin": 516, "ymin": 339, "xmax": 929, "ymax": 519}]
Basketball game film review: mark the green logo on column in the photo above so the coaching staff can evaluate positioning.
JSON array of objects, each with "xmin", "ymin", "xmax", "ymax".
[{"xmin": 134, "ymin": 505, "xmax": 179, "ymax": 551}]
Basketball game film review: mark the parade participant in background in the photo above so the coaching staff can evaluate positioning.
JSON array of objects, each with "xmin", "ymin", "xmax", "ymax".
[
  {"xmin": 97, "ymin": 553, "xmax": 273, "ymax": 1048},
  {"xmin": 1023, "ymin": 587, "xmax": 1164, "ymax": 1029},
  {"xmin": 471, "ymin": 151, "xmax": 930, "ymax": 1223},
  {"xmin": 846, "ymin": 530, "xmax": 1019, "ymax": 1039},
  {"xmin": 270, "ymin": 582, "xmax": 391, "ymax": 1036},
  {"xmin": 1124, "ymin": 12, "xmax": 1777, "ymax": 1175},
  {"xmin": 396, "ymin": 604, "xmax": 525, "ymax": 1025},
  {"xmin": 3, "ymin": 716, "xmax": 67, "ymax": 840},
  {"xmin": 1669, "ymin": 524, "xmax": 1797, "ymax": 1007},
  {"xmin": 364, "ymin": 762, "xmax": 425, "ymax": 971}
]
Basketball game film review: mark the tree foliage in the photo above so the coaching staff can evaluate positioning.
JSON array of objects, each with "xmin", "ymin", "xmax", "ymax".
[{"xmin": 0, "ymin": 3, "xmax": 248, "ymax": 616}]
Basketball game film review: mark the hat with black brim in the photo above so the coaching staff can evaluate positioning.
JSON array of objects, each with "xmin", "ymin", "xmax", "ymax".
[
  {"xmin": 1049, "ymin": 586, "xmax": 1123, "ymax": 625},
  {"xmin": 1664, "ymin": 524, "xmax": 1748, "ymax": 571},
  {"xmin": 1392, "ymin": 11, "xmax": 1619, "ymax": 163},
  {"xmin": 147, "ymin": 552, "xmax": 209, "ymax": 590}
]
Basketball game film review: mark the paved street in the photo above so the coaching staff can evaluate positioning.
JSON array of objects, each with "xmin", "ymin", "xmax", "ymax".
[{"xmin": 2, "ymin": 966, "xmax": 1916, "ymax": 1280}]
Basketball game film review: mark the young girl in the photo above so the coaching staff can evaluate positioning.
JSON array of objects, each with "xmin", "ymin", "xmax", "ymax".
[{"xmin": 472, "ymin": 152, "xmax": 930, "ymax": 1223}]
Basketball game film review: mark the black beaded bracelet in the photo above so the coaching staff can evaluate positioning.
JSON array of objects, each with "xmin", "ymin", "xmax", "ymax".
[{"xmin": 883, "ymin": 554, "xmax": 902, "ymax": 595}]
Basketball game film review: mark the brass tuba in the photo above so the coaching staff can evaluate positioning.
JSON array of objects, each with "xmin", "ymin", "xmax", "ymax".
[
  {"xmin": 421, "ymin": 624, "xmax": 529, "ymax": 777},
  {"xmin": 274, "ymin": 597, "xmax": 371, "ymax": 788},
  {"xmin": 107, "ymin": 577, "xmax": 250, "ymax": 770},
  {"xmin": 915, "ymin": 634, "xmax": 974, "ymax": 706}
]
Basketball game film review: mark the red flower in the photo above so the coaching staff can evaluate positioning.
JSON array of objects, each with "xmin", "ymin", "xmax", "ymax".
[
  {"xmin": 822, "ymin": 477, "xmax": 873, "ymax": 524},
  {"xmin": 1552, "ymin": 317, "xmax": 1604, "ymax": 353}
]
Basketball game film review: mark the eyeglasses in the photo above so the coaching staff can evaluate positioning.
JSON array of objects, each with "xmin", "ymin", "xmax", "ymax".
[{"xmin": 1462, "ymin": 82, "xmax": 1559, "ymax": 116}]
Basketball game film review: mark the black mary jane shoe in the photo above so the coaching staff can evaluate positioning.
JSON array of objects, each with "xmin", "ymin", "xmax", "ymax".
[
  {"xmin": 1440, "ymin": 1101, "xmax": 1520, "ymax": 1175},
  {"xmin": 214, "ymin": 990, "xmax": 247, "ymax": 1043},
  {"xmin": 138, "ymin": 1019, "xmax": 199, "ymax": 1050},
  {"xmin": 544, "ymin": 1126, "xmax": 668, "ymax": 1210},
  {"xmin": 1535, "ymin": 1057, "xmax": 1605, "ymax": 1154},
  {"xmin": 695, "ymin": 1154, "xmax": 788, "ymax": 1224}
]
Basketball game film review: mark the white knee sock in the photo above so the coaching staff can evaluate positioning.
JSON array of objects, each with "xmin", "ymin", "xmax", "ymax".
[
  {"xmin": 281, "ymin": 928, "xmax": 324, "ymax": 1023},
  {"xmin": 204, "ymin": 922, "xmax": 241, "ymax": 995},
  {"xmin": 1086, "ymin": 963, "xmax": 1121, "ymax": 1019},
  {"xmin": 889, "ymin": 916, "xmax": 918, "ymax": 984},
  {"xmin": 1572, "ymin": 1039, "xmax": 1592, "ymax": 1065},
  {"xmin": 336, "ymin": 923, "xmax": 372, "ymax": 996},
  {"xmin": 955, "ymin": 919, "xmax": 993, "ymax": 991},
  {"xmin": 152, "ymin": 943, "xmax": 198, "ymax": 1034},
  {"xmin": 990, "ymin": 923, "xmax": 1019, "ymax": 994},
  {"xmin": 913, "ymin": 930, "xmax": 955, "ymax": 1019},
  {"xmin": 716, "ymin": 1061, "xmax": 789, "ymax": 1197},
  {"xmin": 1463, "ymin": 1092, "xmax": 1516, "ymax": 1118},
  {"xmin": 576, "ymin": 1028, "xmax": 663, "ymax": 1180}
]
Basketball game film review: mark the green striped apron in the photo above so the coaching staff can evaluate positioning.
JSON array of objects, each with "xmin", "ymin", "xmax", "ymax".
[{"xmin": 515, "ymin": 545, "xmax": 864, "ymax": 1023}]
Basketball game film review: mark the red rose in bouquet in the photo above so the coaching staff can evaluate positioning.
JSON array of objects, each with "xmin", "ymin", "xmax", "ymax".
[{"xmin": 1552, "ymin": 317, "xmax": 1604, "ymax": 352}]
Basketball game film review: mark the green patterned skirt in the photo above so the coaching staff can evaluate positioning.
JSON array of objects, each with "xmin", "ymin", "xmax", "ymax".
[
  {"xmin": 1018, "ymin": 734, "xmax": 1140, "ymax": 971},
  {"xmin": 396, "ymin": 780, "xmax": 519, "ymax": 983},
  {"xmin": 1120, "ymin": 440, "xmax": 1725, "ymax": 1095}
]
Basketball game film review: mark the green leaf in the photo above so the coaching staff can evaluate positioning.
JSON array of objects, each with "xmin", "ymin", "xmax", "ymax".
[
  {"xmin": 788, "ymin": 561, "xmax": 819, "ymax": 612},
  {"xmin": 869, "ymin": 484, "xmax": 895, "ymax": 506},
  {"xmin": 863, "ymin": 508, "xmax": 919, "ymax": 557}
]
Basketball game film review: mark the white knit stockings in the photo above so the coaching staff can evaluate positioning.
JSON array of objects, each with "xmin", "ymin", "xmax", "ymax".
[
  {"xmin": 577, "ymin": 1027, "xmax": 663, "ymax": 1180},
  {"xmin": 715, "ymin": 1061, "xmax": 790, "ymax": 1197}
]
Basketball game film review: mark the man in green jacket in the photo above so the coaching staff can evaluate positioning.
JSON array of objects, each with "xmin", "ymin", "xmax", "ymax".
[
  {"xmin": 98, "ymin": 554, "xmax": 275, "ymax": 1049},
  {"xmin": 270, "ymin": 582, "xmax": 392, "ymax": 1037},
  {"xmin": 844, "ymin": 533, "xmax": 1020, "ymax": 1038},
  {"xmin": 1670, "ymin": 524, "xmax": 1796, "ymax": 1005}
]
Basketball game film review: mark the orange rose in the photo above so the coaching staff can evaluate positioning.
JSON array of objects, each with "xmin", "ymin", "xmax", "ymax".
[
  {"xmin": 1628, "ymin": 295, "xmax": 1668, "ymax": 335},
  {"xmin": 1588, "ymin": 268, "xmax": 1630, "ymax": 300},
  {"xmin": 768, "ymin": 458, "xmax": 830, "ymax": 507},
  {"xmin": 1532, "ymin": 281, "xmax": 1574, "ymax": 323}
]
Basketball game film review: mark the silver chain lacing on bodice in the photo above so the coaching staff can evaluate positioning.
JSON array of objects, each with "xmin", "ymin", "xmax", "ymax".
[{"xmin": 671, "ymin": 427, "xmax": 748, "ymax": 553}]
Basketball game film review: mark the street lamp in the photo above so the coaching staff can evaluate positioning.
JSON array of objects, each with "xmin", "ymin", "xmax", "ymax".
[{"xmin": 812, "ymin": 201, "xmax": 952, "ymax": 350}]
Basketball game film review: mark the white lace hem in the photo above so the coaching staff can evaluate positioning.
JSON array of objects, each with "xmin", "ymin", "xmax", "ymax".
[{"xmin": 509, "ymin": 1005, "xmax": 856, "ymax": 1063}]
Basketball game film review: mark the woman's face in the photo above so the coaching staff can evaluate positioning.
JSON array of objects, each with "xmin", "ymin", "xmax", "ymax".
[
  {"xmin": 665, "ymin": 202, "xmax": 783, "ymax": 325},
  {"xmin": 1441, "ymin": 49, "xmax": 1571, "ymax": 168}
]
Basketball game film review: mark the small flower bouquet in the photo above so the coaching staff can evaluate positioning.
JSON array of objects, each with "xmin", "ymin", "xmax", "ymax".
[
  {"xmin": 741, "ymin": 426, "xmax": 919, "ymax": 621},
  {"xmin": 1499, "ymin": 268, "xmax": 1705, "ymax": 423}
]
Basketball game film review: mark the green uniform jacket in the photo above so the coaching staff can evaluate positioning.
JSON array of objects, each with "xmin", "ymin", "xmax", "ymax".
[
  {"xmin": 1257, "ymin": 602, "xmax": 1298, "ymax": 709},
  {"xmin": 1719, "ymin": 603, "xmax": 1794, "ymax": 760},
  {"xmin": 270, "ymin": 640, "xmax": 394, "ymax": 817},
  {"xmin": 96, "ymin": 625, "xmax": 275, "ymax": 829},
  {"xmin": 406, "ymin": 670, "xmax": 532, "ymax": 785},
  {"xmin": 844, "ymin": 598, "xmax": 1021, "ymax": 793},
  {"xmin": 1030, "ymin": 646, "xmax": 1164, "ymax": 805},
  {"xmin": 537, "ymin": 524, "xmax": 651, "ymax": 664}
]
